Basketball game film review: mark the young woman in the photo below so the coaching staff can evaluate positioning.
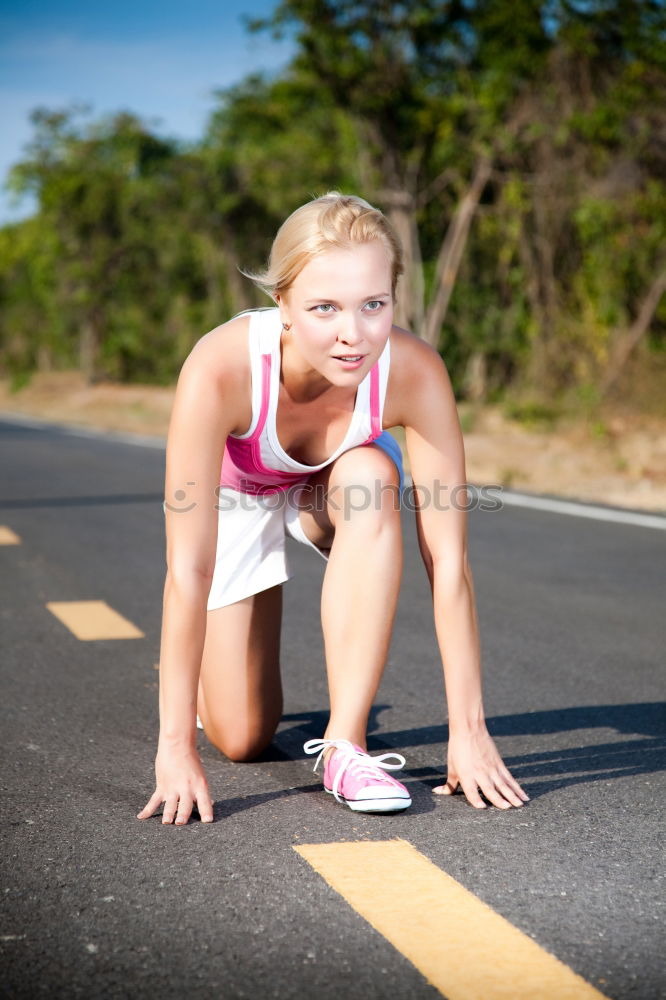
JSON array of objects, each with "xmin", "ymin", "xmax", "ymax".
[{"xmin": 138, "ymin": 192, "xmax": 528, "ymax": 826}]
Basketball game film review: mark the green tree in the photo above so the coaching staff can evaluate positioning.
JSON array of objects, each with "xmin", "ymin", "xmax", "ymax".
[
  {"xmin": 250, "ymin": 0, "xmax": 666, "ymax": 404},
  {"xmin": 250, "ymin": 0, "xmax": 553, "ymax": 343},
  {"xmin": 8, "ymin": 108, "xmax": 183, "ymax": 381},
  {"xmin": 2, "ymin": 0, "xmax": 664, "ymax": 407}
]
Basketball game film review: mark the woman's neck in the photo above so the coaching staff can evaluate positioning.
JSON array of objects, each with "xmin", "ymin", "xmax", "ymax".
[{"xmin": 279, "ymin": 332, "xmax": 334, "ymax": 404}]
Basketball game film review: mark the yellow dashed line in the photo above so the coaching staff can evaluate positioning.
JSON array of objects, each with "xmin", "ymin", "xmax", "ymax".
[
  {"xmin": 0, "ymin": 526, "xmax": 21, "ymax": 544},
  {"xmin": 46, "ymin": 601, "xmax": 144, "ymax": 640},
  {"xmin": 295, "ymin": 839, "xmax": 607, "ymax": 1000}
]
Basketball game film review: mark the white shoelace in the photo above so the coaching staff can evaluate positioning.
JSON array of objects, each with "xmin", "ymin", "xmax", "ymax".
[{"xmin": 303, "ymin": 738, "xmax": 407, "ymax": 803}]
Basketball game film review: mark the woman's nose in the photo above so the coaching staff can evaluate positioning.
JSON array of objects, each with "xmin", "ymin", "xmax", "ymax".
[{"xmin": 339, "ymin": 318, "xmax": 362, "ymax": 345}]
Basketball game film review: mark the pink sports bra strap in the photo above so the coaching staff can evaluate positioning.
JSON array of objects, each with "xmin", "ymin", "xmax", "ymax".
[
  {"xmin": 246, "ymin": 353, "xmax": 272, "ymax": 442},
  {"xmin": 222, "ymin": 350, "xmax": 309, "ymax": 495},
  {"xmin": 369, "ymin": 362, "xmax": 381, "ymax": 438},
  {"xmin": 360, "ymin": 362, "xmax": 382, "ymax": 445}
]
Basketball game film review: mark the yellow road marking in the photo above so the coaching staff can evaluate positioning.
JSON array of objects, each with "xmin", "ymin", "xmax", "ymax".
[
  {"xmin": 46, "ymin": 601, "xmax": 144, "ymax": 640},
  {"xmin": 0, "ymin": 526, "xmax": 21, "ymax": 544},
  {"xmin": 295, "ymin": 839, "xmax": 607, "ymax": 1000}
]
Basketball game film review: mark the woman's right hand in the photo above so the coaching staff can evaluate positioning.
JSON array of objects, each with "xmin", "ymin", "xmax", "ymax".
[{"xmin": 137, "ymin": 740, "xmax": 214, "ymax": 825}]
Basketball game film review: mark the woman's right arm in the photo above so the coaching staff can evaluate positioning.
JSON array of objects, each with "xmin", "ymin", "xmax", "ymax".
[{"xmin": 137, "ymin": 321, "xmax": 246, "ymax": 826}]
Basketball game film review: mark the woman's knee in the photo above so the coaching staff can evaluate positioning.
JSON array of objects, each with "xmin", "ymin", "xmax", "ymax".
[
  {"xmin": 198, "ymin": 587, "xmax": 284, "ymax": 761},
  {"xmin": 203, "ymin": 712, "xmax": 281, "ymax": 762},
  {"xmin": 328, "ymin": 444, "xmax": 401, "ymax": 525}
]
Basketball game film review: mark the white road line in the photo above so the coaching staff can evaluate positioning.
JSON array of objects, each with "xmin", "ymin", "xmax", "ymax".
[{"xmin": 497, "ymin": 488, "xmax": 666, "ymax": 530}]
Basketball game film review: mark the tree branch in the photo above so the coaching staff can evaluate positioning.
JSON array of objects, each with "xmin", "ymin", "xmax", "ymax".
[
  {"xmin": 600, "ymin": 268, "xmax": 666, "ymax": 396},
  {"xmin": 423, "ymin": 157, "xmax": 493, "ymax": 347}
]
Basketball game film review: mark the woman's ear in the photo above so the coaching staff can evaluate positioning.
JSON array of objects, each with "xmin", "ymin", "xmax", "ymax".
[{"xmin": 275, "ymin": 292, "xmax": 292, "ymax": 329}]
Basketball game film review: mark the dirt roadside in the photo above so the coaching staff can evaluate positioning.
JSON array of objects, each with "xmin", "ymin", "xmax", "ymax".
[{"xmin": 2, "ymin": 370, "xmax": 665, "ymax": 514}]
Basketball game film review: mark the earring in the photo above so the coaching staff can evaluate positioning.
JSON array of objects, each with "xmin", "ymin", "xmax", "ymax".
[{"xmin": 282, "ymin": 322, "xmax": 292, "ymax": 332}]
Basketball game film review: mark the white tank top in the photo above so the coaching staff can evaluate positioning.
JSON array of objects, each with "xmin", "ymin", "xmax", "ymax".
[{"xmin": 220, "ymin": 308, "xmax": 392, "ymax": 495}]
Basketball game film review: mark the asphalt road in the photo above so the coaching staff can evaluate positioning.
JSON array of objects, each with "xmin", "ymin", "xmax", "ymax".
[{"xmin": 1, "ymin": 414, "xmax": 665, "ymax": 1000}]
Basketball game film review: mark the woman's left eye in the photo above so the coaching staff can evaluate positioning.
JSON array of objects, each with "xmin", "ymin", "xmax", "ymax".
[{"xmin": 364, "ymin": 300, "xmax": 384, "ymax": 312}]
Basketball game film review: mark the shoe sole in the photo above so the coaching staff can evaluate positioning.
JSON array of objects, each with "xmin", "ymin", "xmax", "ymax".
[{"xmin": 325, "ymin": 788, "xmax": 412, "ymax": 813}]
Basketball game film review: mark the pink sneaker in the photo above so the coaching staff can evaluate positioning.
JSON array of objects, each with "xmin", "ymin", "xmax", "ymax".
[{"xmin": 303, "ymin": 738, "xmax": 412, "ymax": 813}]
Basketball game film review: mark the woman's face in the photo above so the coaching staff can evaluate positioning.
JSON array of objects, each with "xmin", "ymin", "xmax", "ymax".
[{"xmin": 278, "ymin": 241, "xmax": 394, "ymax": 388}]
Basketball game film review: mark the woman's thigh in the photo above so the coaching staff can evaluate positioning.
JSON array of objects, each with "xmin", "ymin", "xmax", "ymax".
[
  {"xmin": 198, "ymin": 583, "xmax": 283, "ymax": 761},
  {"xmin": 295, "ymin": 442, "xmax": 401, "ymax": 550}
]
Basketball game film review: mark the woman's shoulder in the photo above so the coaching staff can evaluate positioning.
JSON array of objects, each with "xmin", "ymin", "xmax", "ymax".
[
  {"xmin": 172, "ymin": 312, "xmax": 260, "ymax": 435},
  {"xmin": 192, "ymin": 310, "xmax": 248, "ymax": 355},
  {"xmin": 384, "ymin": 325, "xmax": 452, "ymax": 428},
  {"xmin": 389, "ymin": 324, "xmax": 447, "ymax": 376},
  {"xmin": 183, "ymin": 309, "xmax": 265, "ymax": 382},
  {"xmin": 191, "ymin": 308, "xmax": 278, "ymax": 368}
]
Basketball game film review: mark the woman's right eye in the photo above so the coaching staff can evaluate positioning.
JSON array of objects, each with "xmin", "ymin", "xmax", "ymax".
[{"xmin": 309, "ymin": 303, "xmax": 336, "ymax": 314}]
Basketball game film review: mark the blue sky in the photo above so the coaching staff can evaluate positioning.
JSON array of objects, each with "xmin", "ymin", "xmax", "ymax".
[{"xmin": 0, "ymin": 0, "xmax": 293, "ymax": 222}]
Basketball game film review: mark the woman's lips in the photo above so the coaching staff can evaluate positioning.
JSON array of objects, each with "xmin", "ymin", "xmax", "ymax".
[{"xmin": 333, "ymin": 354, "xmax": 366, "ymax": 369}]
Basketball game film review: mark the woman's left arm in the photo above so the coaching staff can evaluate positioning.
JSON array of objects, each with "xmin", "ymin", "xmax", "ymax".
[{"xmin": 389, "ymin": 330, "xmax": 529, "ymax": 810}]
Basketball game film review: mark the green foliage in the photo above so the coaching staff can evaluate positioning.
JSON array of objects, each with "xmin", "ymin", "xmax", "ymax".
[
  {"xmin": 0, "ymin": 0, "xmax": 664, "ymax": 407},
  {"xmin": 502, "ymin": 399, "xmax": 562, "ymax": 429}
]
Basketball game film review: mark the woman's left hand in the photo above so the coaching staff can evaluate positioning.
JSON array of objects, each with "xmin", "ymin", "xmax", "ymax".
[{"xmin": 434, "ymin": 726, "xmax": 529, "ymax": 809}]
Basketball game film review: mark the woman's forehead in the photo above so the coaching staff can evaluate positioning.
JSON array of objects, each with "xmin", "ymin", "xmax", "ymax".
[{"xmin": 292, "ymin": 242, "xmax": 392, "ymax": 295}]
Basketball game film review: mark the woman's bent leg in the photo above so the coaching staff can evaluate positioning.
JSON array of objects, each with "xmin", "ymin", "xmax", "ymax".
[
  {"xmin": 297, "ymin": 444, "xmax": 403, "ymax": 748},
  {"xmin": 198, "ymin": 584, "xmax": 283, "ymax": 761}
]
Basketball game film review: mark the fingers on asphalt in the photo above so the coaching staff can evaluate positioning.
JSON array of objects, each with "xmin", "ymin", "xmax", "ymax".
[
  {"xmin": 137, "ymin": 789, "xmax": 213, "ymax": 824},
  {"xmin": 483, "ymin": 773, "xmax": 521, "ymax": 809},
  {"xmin": 460, "ymin": 777, "xmax": 488, "ymax": 809},
  {"xmin": 175, "ymin": 803, "xmax": 192, "ymax": 826},
  {"xmin": 432, "ymin": 778, "xmax": 458, "ymax": 796},
  {"xmin": 500, "ymin": 763, "xmax": 530, "ymax": 802},
  {"xmin": 198, "ymin": 794, "xmax": 214, "ymax": 823},
  {"xmin": 433, "ymin": 771, "xmax": 528, "ymax": 810},
  {"xmin": 162, "ymin": 795, "xmax": 179, "ymax": 825},
  {"xmin": 137, "ymin": 790, "xmax": 163, "ymax": 820},
  {"xmin": 495, "ymin": 778, "xmax": 524, "ymax": 808}
]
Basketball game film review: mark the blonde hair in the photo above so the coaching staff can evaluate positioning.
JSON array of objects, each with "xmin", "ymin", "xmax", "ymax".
[{"xmin": 246, "ymin": 192, "xmax": 404, "ymax": 299}]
